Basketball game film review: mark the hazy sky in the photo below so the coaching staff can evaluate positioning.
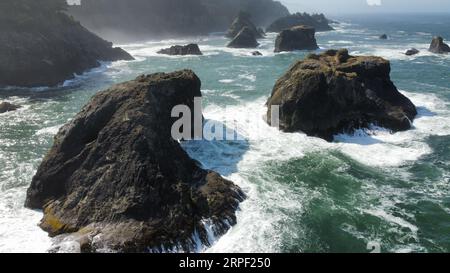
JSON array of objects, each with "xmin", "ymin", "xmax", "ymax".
[{"xmin": 281, "ymin": 0, "xmax": 450, "ymax": 14}]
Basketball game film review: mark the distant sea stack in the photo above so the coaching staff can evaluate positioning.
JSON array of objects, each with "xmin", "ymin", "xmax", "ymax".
[
  {"xmin": 266, "ymin": 49, "xmax": 417, "ymax": 141},
  {"xmin": 157, "ymin": 44, "xmax": 203, "ymax": 56},
  {"xmin": 0, "ymin": 0, "xmax": 133, "ymax": 88},
  {"xmin": 429, "ymin": 36, "xmax": 450, "ymax": 54},
  {"xmin": 226, "ymin": 12, "xmax": 263, "ymax": 39},
  {"xmin": 274, "ymin": 26, "xmax": 319, "ymax": 53},
  {"xmin": 267, "ymin": 12, "xmax": 334, "ymax": 33},
  {"xmin": 68, "ymin": 0, "xmax": 289, "ymax": 42},
  {"xmin": 227, "ymin": 27, "xmax": 260, "ymax": 48},
  {"xmin": 25, "ymin": 70, "xmax": 245, "ymax": 253}
]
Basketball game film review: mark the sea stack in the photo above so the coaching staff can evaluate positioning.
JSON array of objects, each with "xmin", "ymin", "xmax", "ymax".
[
  {"xmin": 266, "ymin": 49, "xmax": 417, "ymax": 141},
  {"xmin": 227, "ymin": 27, "xmax": 260, "ymax": 48},
  {"xmin": 405, "ymin": 48, "xmax": 420, "ymax": 56},
  {"xmin": 157, "ymin": 44, "xmax": 203, "ymax": 55},
  {"xmin": 25, "ymin": 70, "xmax": 245, "ymax": 253},
  {"xmin": 429, "ymin": 36, "xmax": 450, "ymax": 54},
  {"xmin": 274, "ymin": 26, "xmax": 319, "ymax": 53},
  {"xmin": 226, "ymin": 11, "xmax": 263, "ymax": 39},
  {"xmin": 0, "ymin": 0, "xmax": 133, "ymax": 88},
  {"xmin": 0, "ymin": 102, "xmax": 21, "ymax": 114}
]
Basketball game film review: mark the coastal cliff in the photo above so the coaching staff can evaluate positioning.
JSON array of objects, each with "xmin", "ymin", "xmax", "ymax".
[
  {"xmin": 68, "ymin": 0, "xmax": 289, "ymax": 42},
  {"xmin": 0, "ymin": 0, "xmax": 133, "ymax": 88}
]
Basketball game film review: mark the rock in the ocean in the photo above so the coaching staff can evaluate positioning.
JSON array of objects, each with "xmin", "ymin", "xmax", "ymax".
[
  {"xmin": 227, "ymin": 27, "xmax": 260, "ymax": 48},
  {"xmin": 266, "ymin": 49, "xmax": 417, "ymax": 141},
  {"xmin": 157, "ymin": 44, "xmax": 203, "ymax": 56},
  {"xmin": 0, "ymin": 102, "xmax": 21, "ymax": 114},
  {"xmin": 226, "ymin": 12, "xmax": 263, "ymax": 39},
  {"xmin": 429, "ymin": 36, "xmax": 450, "ymax": 54},
  {"xmin": 405, "ymin": 48, "xmax": 420, "ymax": 56},
  {"xmin": 379, "ymin": 34, "xmax": 388, "ymax": 40},
  {"xmin": 25, "ymin": 70, "xmax": 245, "ymax": 253},
  {"xmin": 0, "ymin": 1, "xmax": 133, "ymax": 88},
  {"xmin": 274, "ymin": 26, "xmax": 319, "ymax": 53},
  {"xmin": 252, "ymin": 51, "xmax": 263, "ymax": 56},
  {"xmin": 267, "ymin": 12, "xmax": 334, "ymax": 33}
]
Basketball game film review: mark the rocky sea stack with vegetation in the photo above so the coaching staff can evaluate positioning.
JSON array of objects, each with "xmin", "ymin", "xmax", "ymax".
[
  {"xmin": 25, "ymin": 70, "xmax": 245, "ymax": 253},
  {"xmin": 266, "ymin": 49, "xmax": 418, "ymax": 141},
  {"xmin": 267, "ymin": 12, "xmax": 334, "ymax": 33},
  {"xmin": 0, "ymin": 0, "xmax": 133, "ymax": 88}
]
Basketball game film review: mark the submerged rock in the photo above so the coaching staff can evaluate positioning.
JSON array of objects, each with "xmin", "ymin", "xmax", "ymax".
[
  {"xmin": 25, "ymin": 70, "xmax": 245, "ymax": 252},
  {"xmin": 266, "ymin": 49, "xmax": 417, "ymax": 141},
  {"xmin": 251, "ymin": 51, "xmax": 263, "ymax": 56},
  {"xmin": 226, "ymin": 12, "xmax": 262, "ymax": 39},
  {"xmin": 0, "ymin": 1, "xmax": 133, "ymax": 88},
  {"xmin": 429, "ymin": 36, "xmax": 450, "ymax": 54},
  {"xmin": 0, "ymin": 102, "xmax": 21, "ymax": 114},
  {"xmin": 274, "ymin": 26, "xmax": 318, "ymax": 53},
  {"xmin": 227, "ymin": 27, "xmax": 259, "ymax": 48},
  {"xmin": 267, "ymin": 12, "xmax": 334, "ymax": 33},
  {"xmin": 379, "ymin": 34, "xmax": 388, "ymax": 40},
  {"xmin": 405, "ymin": 48, "xmax": 420, "ymax": 56},
  {"xmin": 157, "ymin": 44, "xmax": 203, "ymax": 55}
]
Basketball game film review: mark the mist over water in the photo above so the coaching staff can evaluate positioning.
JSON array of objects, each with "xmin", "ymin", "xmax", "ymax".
[{"xmin": 1, "ymin": 13, "xmax": 450, "ymax": 253}]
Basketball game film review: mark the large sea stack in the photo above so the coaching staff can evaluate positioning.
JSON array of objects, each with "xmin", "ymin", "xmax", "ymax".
[
  {"xmin": 266, "ymin": 49, "xmax": 417, "ymax": 141},
  {"xmin": 267, "ymin": 12, "xmax": 334, "ymax": 33},
  {"xmin": 429, "ymin": 36, "xmax": 450, "ymax": 54},
  {"xmin": 0, "ymin": 0, "xmax": 133, "ymax": 88},
  {"xmin": 274, "ymin": 26, "xmax": 318, "ymax": 53},
  {"xmin": 25, "ymin": 70, "xmax": 245, "ymax": 252}
]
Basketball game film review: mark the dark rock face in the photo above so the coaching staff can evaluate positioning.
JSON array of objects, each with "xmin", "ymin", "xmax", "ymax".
[
  {"xmin": 267, "ymin": 12, "xmax": 334, "ymax": 33},
  {"xmin": 429, "ymin": 36, "xmax": 450, "ymax": 54},
  {"xmin": 226, "ymin": 12, "xmax": 262, "ymax": 39},
  {"xmin": 227, "ymin": 27, "xmax": 259, "ymax": 48},
  {"xmin": 0, "ymin": 102, "xmax": 21, "ymax": 114},
  {"xmin": 266, "ymin": 49, "xmax": 418, "ymax": 141},
  {"xmin": 379, "ymin": 34, "xmax": 388, "ymax": 40},
  {"xmin": 69, "ymin": 0, "xmax": 289, "ymax": 42},
  {"xmin": 25, "ymin": 70, "xmax": 245, "ymax": 252},
  {"xmin": 157, "ymin": 44, "xmax": 203, "ymax": 56},
  {"xmin": 274, "ymin": 26, "xmax": 319, "ymax": 53},
  {"xmin": 0, "ymin": 1, "xmax": 133, "ymax": 88},
  {"xmin": 405, "ymin": 48, "xmax": 420, "ymax": 56}
]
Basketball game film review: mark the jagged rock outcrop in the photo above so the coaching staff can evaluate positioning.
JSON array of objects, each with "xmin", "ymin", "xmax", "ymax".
[
  {"xmin": 252, "ymin": 51, "xmax": 263, "ymax": 56},
  {"xmin": 0, "ymin": 102, "xmax": 21, "ymax": 114},
  {"xmin": 157, "ymin": 44, "xmax": 203, "ymax": 56},
  {"xmin": 69, "ymin": 0, "xmax": 289, "ymax": 42},
  {"xmin": 274, "ymin": 26, "xmax": 319, "ymax": 53},
  {"xmin": 429, "ymin": 36, "xmax": 450, "ymax": 54},
  {"xmin": 267, "ymin": 12, "xmax": 334, "ymax": 33},
  {"xmin": 25, "ymin": 70, "xmax": 245, "ymax": 253},
  {"xmin": 266, "ymin": 49, "xmax": 417, "ymax": 141},
  {"xmin": 226, "ymin": 12, "xmax": 262, "ymax": 39},
  {"xmin": 405, "ymin": 48, "xmax": 419, "ymax": 56},
  {"xmin": 379, "ymin": 34, "xmax": 388, "ymax": 40},
  {"xmin": 0, "ymin": 0, "xmax": 133, "ymax": 88},
  {"xmin": 227, "ymin": 27, "xmax": 259, "ymax": 48}
]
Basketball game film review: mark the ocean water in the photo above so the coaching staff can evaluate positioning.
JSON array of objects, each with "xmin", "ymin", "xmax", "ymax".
[{"xmin": 1, "ymin": 13, "xmax": 449, "ymax": 253}]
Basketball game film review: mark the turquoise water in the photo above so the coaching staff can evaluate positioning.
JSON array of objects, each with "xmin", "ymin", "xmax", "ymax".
[{"xmin": 0, "ymin": 14, "xmax": 449, "ymax": 253}]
